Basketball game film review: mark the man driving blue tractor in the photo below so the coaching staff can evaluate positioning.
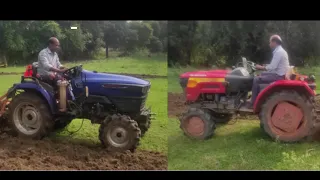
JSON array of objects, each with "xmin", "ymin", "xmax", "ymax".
[
  {"xmin": 0, "ymin": 37, "xmax": 154, "ymax": 153},
  {"xmin": 37, "ymin": 37, "xmax": 68, "ymax": 83}
]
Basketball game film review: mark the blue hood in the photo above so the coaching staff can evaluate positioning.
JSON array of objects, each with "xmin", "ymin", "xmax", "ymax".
[
  {"xmin": 71, "ymin": 70, "xmax": 150, "ymax": 99},
  {"xmin": 82, "ymin": 70, "xmax": 150, "ymax": 86}
]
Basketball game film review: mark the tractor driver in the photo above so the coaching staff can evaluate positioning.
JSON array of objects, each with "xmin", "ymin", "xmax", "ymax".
[
  {"xmin": 246, "ymin": 35, "xmax": 290, "ymax": 109},
  {"xmin": 37, "ymin": 37, "xmax": 67, "ymax": 84}
]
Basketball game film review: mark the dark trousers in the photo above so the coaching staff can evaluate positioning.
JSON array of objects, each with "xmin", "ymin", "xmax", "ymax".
[
  {"xmin": 39, "ymin": 72, "xmax": 63, "ymax": 87},
  {"xmin": 250, "ymin": 72, "xmax": 285, "ymax": 105}
]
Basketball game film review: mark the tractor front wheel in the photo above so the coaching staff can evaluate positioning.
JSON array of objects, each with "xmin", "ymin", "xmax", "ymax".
[
  {"xmin": 136, "ymin": 114, "xmax": 151, "ymax": 137},
  {"xmin": 99, "ymin": 114, "xmax": 141, "ymax": 152},
  {"xmin": 8, "ymin": 92, "xmax": 54, "ymax": 139},
  {"xmin": 180, "ymin": 108, "xmax": 216, "ymax": 140},
  {"xmin": 260, "ymin": 90, "xmax": 316, "ymax": 142}
]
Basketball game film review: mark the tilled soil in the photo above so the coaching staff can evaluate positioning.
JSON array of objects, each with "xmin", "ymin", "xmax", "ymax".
[
  {"xmin": 0, "ymin": 72, "xmax": 166, "ymax": 79},
  {"xmin": 168, "ymin": 93, "xmax": 188, "ymax": 119},
  {"xmin": 0, "ymin": 133, "xmax": 167, "ymax": 170}
]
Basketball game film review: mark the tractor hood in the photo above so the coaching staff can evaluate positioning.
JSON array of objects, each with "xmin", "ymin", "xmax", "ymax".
[
  {"xmin": 180, "ymin": 69, "xmax": 231, "ymax": 79},
  {"xmin": 82, "ymin": 70, "xmax": 150, "ymax": 86}
]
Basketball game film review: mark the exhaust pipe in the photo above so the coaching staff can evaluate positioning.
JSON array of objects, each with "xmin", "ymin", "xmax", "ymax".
[{"xmin": 57, "ymin": 80, "xmax": 69, "ymax": 112}]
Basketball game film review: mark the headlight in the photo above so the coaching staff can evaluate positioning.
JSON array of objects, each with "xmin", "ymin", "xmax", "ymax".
[{"xmin": 142, "ymin": 86, "xmax": 150, "ymax": 94}]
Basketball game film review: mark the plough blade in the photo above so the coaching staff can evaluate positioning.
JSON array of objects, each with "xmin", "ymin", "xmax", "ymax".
[{"xmin": 0, "ymin": 93, "xmax": 11, "ymax": 118}]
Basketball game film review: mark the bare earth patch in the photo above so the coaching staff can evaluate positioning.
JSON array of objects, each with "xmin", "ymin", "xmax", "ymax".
[
  {"xmin": 0, "ymin": 133, "xmax": 167, "ymax": 170},
  {"xmin": 168, "ymin": 93, "xmax": 187, "ymax": 119}
]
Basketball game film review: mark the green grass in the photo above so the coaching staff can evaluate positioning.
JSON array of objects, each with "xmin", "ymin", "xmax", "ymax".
[
  {"xmin": 1, "ymin": 54, "xmax": 167, "ymax": 76},
  {"xmin": 168, "ymin": 119, "xmax": 320, "ymax": 170},
  {"xmin": 168, "ymin": 65, "xmax": 320, "ymax": 170},
  {"xmin": 0, "ymin": 56, "xmax": 168, "ymax": 154}
]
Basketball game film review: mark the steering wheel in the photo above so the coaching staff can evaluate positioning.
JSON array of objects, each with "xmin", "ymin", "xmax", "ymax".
[
  {"xmin": 63, "ymin": 65, "xmax": 82, "ymax": 80},
  {"xmin": 241, "ymin": 57, "xmax": 256, "ymax": 72}
]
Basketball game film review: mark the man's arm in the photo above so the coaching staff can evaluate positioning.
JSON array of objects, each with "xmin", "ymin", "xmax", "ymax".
[
  {"xmin": 255, "ymin": 52, "xmax": 281, "ymax": 71},
  {"xmin": 265, "ymin": 51, "xmax": 281, "ymax": 71},
  {"xmin": 56, "ymin": 56, "xmax": 66, "ymax": 70},
  {"xmin": 39, "ymin": 54, "xmax": 64, "ymax": 73}
]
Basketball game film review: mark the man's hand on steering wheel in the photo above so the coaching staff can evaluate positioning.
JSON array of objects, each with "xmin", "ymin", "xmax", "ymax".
[
  {"xmin": 255, "ymin": 64, "xmax": 266, "ymax": 70},
  {"xmin": 57, "ymin": 68, "xmax": 67, "ymax": 73},
  {"xmin": 59, "ymin": 66, "xmax": 68, "ymax": 71}
]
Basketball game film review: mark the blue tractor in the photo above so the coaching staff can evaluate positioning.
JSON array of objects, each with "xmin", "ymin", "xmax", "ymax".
[{"xmin": 0, "ymin": 63, "xmax": 153, "ymax": 152}]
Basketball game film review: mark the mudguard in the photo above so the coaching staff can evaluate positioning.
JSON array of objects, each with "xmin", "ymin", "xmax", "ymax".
[
  {"xmin": 253, "ymin": 80, "xmax": 315, "ymax": 113},
  {"xmin": 12, "ymin": 82, "xmax": 57, "ymax": 114}
]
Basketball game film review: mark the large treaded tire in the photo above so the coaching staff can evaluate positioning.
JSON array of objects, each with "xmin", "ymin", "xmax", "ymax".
[
  {"xmin": 99, "ymin": 114, "xmax": 141, "ymax": 152},
  {"xmin": 259, "ymin": 90, "xmax": 316, "ymax": 143},
  {"xmin": 7, "ymin": 92, "xmax": 54, "ymax": 140},
  {"xmin": 180, "ymin": 108, "xmax": 216, "ymax": 140}
]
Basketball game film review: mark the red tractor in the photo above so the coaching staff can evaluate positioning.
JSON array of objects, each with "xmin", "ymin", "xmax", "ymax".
[{"xmin": 179, "ymin": 57, "xmax": 318, "ymax": 142}]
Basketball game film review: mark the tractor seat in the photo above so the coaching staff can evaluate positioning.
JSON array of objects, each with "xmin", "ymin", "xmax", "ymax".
[
  {"xmin": 31, "ymin": 62, "xmax": 39, "ymax": 78},
  {"xmin": 258, "ymin": 66, "xmax": 295, "ymax": 91},
  {"xmin": 285, "ymin": 66, "xmax": 296, "ymax": 80},
  {"xmin": 31, "ymin": 62, "xmax": 56, "ymax": 88}
]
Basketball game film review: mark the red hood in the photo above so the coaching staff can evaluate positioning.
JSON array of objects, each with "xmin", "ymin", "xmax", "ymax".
[{"xmin": 180, "ymin": 69, "xmax": 230, "ymax": 78}]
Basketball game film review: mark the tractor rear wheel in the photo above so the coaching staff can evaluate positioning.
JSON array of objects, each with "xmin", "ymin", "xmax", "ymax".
[
  {"xmin": 8, "ymin": 92, "xmax": 54, "ymax": 139},
  {"xmin": 180, "ymin": 108, "xmax": 216, "ymax": 140},
  {"xmin": 260, "ymin": 90, "xmax": 316, "ymax": 142},
  {"xmin": 99, "ymin": 114, "xmax": 141, "ymax": 152}
]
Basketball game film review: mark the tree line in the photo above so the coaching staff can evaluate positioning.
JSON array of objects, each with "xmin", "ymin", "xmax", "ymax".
[
  {"xmin": 168, "ymin": 21, "xmax": 320, "ymax": 68},
  {"xmin": 0, "ymin": 21, "xmax": 167, "ymax": 65}
]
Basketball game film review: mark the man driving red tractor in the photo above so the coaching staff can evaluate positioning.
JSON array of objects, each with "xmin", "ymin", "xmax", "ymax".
[
  {"xmin": 179, "ymin": 34, "xmax": 317, "ymax": 143},
  {"xmin": 246, "ymin": 35, "xmax": 290, "ymax": 110}
]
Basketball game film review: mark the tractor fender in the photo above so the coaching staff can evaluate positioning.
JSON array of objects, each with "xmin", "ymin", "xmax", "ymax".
[
  {"xmin": 12, "ymin": 83, "xmax": 56, "ymax": 114},
  {"xmin": 253, "ymin": 80, "xmax": 315, "ymax": 113}
]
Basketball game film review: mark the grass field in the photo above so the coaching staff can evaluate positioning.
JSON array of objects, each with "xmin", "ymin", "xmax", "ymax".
[
  {"xmin": 168, "ymin": 66, "xmax": 320, "ymax": 170},
  {"xmin": 0, "ymin": 54, "xmax": 168, "ymax": 154},
  {"xmin": 1, "ymin": 53, "xmax": 167, "ymax": 76}
]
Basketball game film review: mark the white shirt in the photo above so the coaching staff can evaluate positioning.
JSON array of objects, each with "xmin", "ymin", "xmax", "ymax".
[
  {"xmin": 37, "ymin": 48, "xmax": 62, "ymax": 75},
  {"xmin": 265, "ymin": 45, "xmax": 290, "ymax": 76}
]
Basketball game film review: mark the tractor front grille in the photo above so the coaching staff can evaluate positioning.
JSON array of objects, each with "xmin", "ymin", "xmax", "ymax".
[
  {"xmin": 140, "ymin": 84, "xmax": 150, "ymax": 109},
  {"xmin": 142, "ymin": 85, "xmax": 150, "ymax": 94},
  {"xmin": 140, "ymin": 96, "xmax": 147, "ymax": 109},
  {"xmin": 112, "ymin": 96, "xmax": 147, "ymax": 113}
]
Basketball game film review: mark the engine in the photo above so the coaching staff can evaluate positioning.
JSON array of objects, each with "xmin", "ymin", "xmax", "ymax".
[
  {"xmin": 70, "ymin": 69, "xmax": 151, "ymax": 123},
  {"xmin": 180, "ymin": 67, "xmax": 253, "ymax": 113}
]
